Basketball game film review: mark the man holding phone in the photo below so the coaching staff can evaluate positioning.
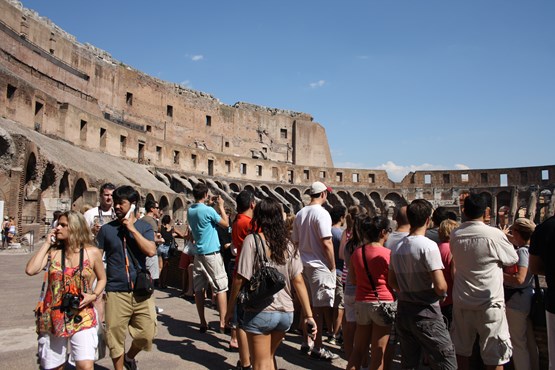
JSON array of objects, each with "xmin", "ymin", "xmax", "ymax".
[
  {"xmin": 96, "ymin": 185, "xmax": 157, "ymax": 370},
  {"xmin": 187, "ymin": 183, "xmax": 230, "ymax": 334}
]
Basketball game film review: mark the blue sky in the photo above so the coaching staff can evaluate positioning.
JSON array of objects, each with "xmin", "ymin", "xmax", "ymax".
[{"xmin": 21, "ymin": 0, "xmax": 555, "ymax": 182}]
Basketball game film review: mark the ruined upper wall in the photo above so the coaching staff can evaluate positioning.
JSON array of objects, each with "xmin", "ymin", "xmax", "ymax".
[{"xmin": 0, "ymin": 0, "xmax": 333, "ymax": 168}]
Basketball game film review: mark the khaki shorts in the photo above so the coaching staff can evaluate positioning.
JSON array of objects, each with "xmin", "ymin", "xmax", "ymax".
[
  {"xmin": 451, "ymin": 303, "xmax": 512, "ymax": 365},
  {"xmin": 344, "ymin": 293, "xmax": 356, "ymax": 323},
  {"xmin": 302, "ymin": 264, "xmax": 336, "ymax": 308},
  {"xmin": 105, "ymin": 292, "xmax": 157, "ymax": 359},
  {"xmin": 193, "ymin": 252, "xmax": 229, "ymax": 293},
  {"xmin": 334, "ymin": 275, "xmax": 344, "ymax": 309}
]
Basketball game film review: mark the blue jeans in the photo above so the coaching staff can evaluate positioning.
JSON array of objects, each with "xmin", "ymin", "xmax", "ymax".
[
  {"xmin": 157, "ymin": 244, "xmax": 170, "ymax": 259},
  {"xmin": 242, "ymin": 310, "xmax": 293, "ymax": 335}
]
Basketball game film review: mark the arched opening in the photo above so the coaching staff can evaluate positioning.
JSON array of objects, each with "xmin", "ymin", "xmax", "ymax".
[
  {"xmin": 159, "ymin": 195, "xmax": 170, "ymax": 216},
  {"xmin": 172, "ymin": 197, "xmax": 185, "ymax": 223},
  {"xmin": 40, "ymin": 163, "xmax": 56, "ymax": 193},
  {"xmin": 59, "ymin": 171, "xmax": 70, "ymax": 198},
  {"xmin": 145, "ymin": 193, "xmax": 155, "ymax": 204},
  {"xmin": 72, "ymin": 178, "xmax": 88, "ymax": 211},
  {"xmin": 229, "ymin": 183, "xmax": 241, "ymax": 192}
]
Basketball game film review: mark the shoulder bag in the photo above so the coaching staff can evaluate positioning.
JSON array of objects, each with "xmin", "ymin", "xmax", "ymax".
[
  {"xmin": 238, "ymin": 233, "xmax": 286, "ymax": 309},
  {"xmin": 124, "ymin": 237, "xmax": 154, "ymax": 297},
  {"xmin": 362, "ymin": 245, "xmax": 397, "ymax": 325}
]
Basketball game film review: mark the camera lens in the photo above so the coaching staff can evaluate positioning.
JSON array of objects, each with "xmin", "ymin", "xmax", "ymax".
[{"xmin": 73, "ymin": 315, "xmax": 83, "ymax": 324}]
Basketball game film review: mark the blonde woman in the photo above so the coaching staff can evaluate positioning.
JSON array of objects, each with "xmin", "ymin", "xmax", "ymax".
[{"xmin": 26, "ymin": 211, "xmax": 106, "ymax": 370}]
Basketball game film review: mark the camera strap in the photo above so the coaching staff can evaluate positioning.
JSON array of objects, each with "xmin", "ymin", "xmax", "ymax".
[{"xmin": 61, "ymin": 246, "xmax": 85, "ymax": 294}]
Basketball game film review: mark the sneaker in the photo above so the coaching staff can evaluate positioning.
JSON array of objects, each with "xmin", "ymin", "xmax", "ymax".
[
  {"xmin": 156, "ymin": 306, "xmax": 164, "ymax": 314},
  {"xmin": 327, "ymin": 336, "xmax": 337, "ymax": 345},
  {"xmin": 310, "ymin": 347, "xmax": 339, "ymax": 361},
  {"xmin": 123, "ymin": 356, "xmax": 138, "ymax": 370},
  {"xmin": 300, "ymin": 342, "xmax": 313, "ymax": 354}
]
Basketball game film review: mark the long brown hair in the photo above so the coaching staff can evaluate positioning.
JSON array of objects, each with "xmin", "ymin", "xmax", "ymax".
[{"xmin": 251, "ymin": 198, "xmax": 292, "ymax": 265}]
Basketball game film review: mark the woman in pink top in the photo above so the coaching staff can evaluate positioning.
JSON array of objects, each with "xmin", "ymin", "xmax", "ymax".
[
  {"xmin": 347, "ymin": 215, "xmax": 395, "ymax": 370},
  {"xmin": 437, "ymin": 219, "xmax": 458, "ymax": 328}
]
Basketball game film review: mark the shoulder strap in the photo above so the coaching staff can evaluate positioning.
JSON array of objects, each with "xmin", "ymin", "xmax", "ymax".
[
  {"xmin": 253, "ymin": 233, "xmax": 268, "ymax": 266},
  {"xmin": 362, "ymin": 245, "xmax": 380, "ymax": 300}
]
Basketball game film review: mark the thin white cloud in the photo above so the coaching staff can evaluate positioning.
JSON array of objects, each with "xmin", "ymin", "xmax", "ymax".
[
  {"xmin": 309, "ymin": 80, "xmax": 326, "ymax": 88},
  {"xmin": 335, "ymin": 161, "xmax": 366, "ymax": 169},
  {"xmin": 191, "ymin": 55, "xmax": 204, "ymax": 62},
  {"xmin": 454, "ymin": 163, "xmax": 470, "ymax": 170},
  {"xmin": 180, "ymin": 80, "xmax": 193, "ymax": 88}
]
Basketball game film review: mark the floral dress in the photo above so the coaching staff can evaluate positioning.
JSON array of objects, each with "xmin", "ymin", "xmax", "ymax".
[{"xmin": 36, "ymin": 253, "xmax": 97, "ymax": 337}]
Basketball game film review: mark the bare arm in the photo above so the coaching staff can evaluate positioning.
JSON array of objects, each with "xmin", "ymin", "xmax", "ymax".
[
  {"xmin": 216, "ymin": 196, "xmax": 229, "ymax": 228},
  {"xmin": 338, "ymin": 230, "xmax": 347, "ymax": 260},
  {"xmin": 292, "ymin": 273, "xmax": 317, "ymax": 338},
  {"xmin": 321, "ymin": 236, "xmax": 335, "ymax": 271},
  {"xmin": 224, "ymin": 273, "xmax": 246, "ymax": 326},
  {"xmin": 529, "ymin": 255, "xmax": 545, "ymax": 276},
  {"xmin": 430, "ymin": 269, "xmax": 448, "ymax": 296},
  {"xmin": 80, "ymin": 246, "xmax": 107, "ymax": 309},
  {"xmin": 123, "ymin": 213, "xmax": 156, "ymax": 257},
  {"xmin": 504, "ymin": 265, "xmax": 528, "ymax": 285},
  {"xmin": 388, "ymin": 265, "xmax": 399, "ymax": 291},
  {"xmin": 25, "ymin": 229, "xmax": 56, "ymax": 276}
]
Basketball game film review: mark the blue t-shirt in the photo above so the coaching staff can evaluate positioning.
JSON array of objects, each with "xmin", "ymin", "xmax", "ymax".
[
  {"xmin": 97, "ymin": 219, "xmax": 154, "ymax": 292},
  {"xmin": 187, "ymin": 203, "xmax": 222, "ymax": 255}
]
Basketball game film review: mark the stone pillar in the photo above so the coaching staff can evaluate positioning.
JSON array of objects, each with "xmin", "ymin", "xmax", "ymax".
[
  {"xmin": 548, "ymin": 191, "xmax": 555, "ymax": 219},
  {"xmin": 527, "ymin": 188, "xmax": 538, "ymax": 221},
  {"xmin": 509, "ymin": 187, "xmax": 519, "ymax": 225},
  {"xmin": 491, "ymin": 196, "xmax": 498, "ymax": 226}
]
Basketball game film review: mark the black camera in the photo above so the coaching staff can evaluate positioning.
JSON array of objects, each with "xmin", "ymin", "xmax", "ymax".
[{"xmin": 61, "ymin": 293, "xmax": 80, "ymax": 313}]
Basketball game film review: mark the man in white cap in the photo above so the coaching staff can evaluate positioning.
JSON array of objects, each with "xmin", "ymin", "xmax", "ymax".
[{"xmin": 292, "ymin": 181, "xmax": 338, "ymax": 361}]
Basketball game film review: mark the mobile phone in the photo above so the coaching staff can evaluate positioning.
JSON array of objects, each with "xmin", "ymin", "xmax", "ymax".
[
  {"xmin": 307, "ymin": 322, "xmax": 315, "ymax": 339},
  {"xmin": 50, "ymin": 235, "xmax": 57, "ymax": 244},
  {"xmin": 125, "ymin": 204, "xmax": 136, "ymax": 220}
]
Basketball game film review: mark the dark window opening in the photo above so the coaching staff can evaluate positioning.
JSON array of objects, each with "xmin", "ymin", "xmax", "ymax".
[
  {"xmin": 206, "ymin": 115, "xmax": 212, "ymax": 126},
  {"xmin": 280, "ymin": 129, "xmax": 287, "ymax": 139},
  {"xmin": 225, "ymin": 160, "xmax": 231, "ymax": 173},
  {"xmin": 288, "ymin": 170, "xmax": 294, "ymax": 184},
  {"xmin": 173, "ymin": 150, "xmax": 180, "ymax": 164},
  {"xmin": 120, "ymin": 135, "xmax": 127, "ymax": 153},
  {"xmin": 352, "ymin": 173, "xmax": 360, "ymax": 183},
  {"xmin": 80, "ymin": 120, "xmax": 87, "ymax": 140},
  {"xmin": 336, "ymin": 172, "xmax": 343, "ymax": 182},
  {"xmin": 208, "ymin": 160, "xmax": 214, "ymax": 176},
  {"xmin": 146, "ymin": 125, "xmax": 152, "ymax": 133},
  {"xmin": 138, "ymin": 142, "xmax": 145, "ymax": 163},
  {"xmin": 191, "ymin": 154, "xmax": 197, "ymax": 167},
  {"xmin": 369, "ymin": 174, "xmax": 375, "ymax": 183},
  {"xmin": 481, "ymin": 173, "xmax": 488, "ymax": 184},
  {"xmin": 167, "ymin": 105, "xmax": 173, "ymax": 117},
  {"xmin": 225, "ymin": 141, "xmax": 230, "ymax": 148},
  {"xmin": 7, "ymin": 84, "xmax": 16, "ymax": 99},
  {"xmin": 126, "ymin": 92, "xmax": 133, "ymax": 106},
  {"xmin": 240, "ymin": 163, "xmax": 247, "ymax": 175},
  {"xmin": 99, "ymin": 128, "xmax": 106, "ymax": 148},
  {"xmin": 256, "ymin": 165, "xmax": 262, "ymax": 176},
  {"xmin": 34, "ymin": 101, "xmax": 44, "ymax": 116},
  {"xmin": 304, "ymin": 170, "xmax": 310, "ymax": 180},
  {"xmin": 443, "ymin": 174, "xmax": 450, "ymax": 184},
  {"xmin": 320, "ymin": 171, "xmax": 326, "ymax": 179},
  {"xmin": 156, "ymin": 146, "xmax": 162, "ymax": 161}
]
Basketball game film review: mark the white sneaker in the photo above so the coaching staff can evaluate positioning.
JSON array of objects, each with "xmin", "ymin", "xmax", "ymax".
[{"xmin": 156, "ymin": 306, "xmax": 164, "ymax": 314}]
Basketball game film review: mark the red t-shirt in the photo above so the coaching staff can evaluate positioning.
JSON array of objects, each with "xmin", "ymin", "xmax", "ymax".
[
  {"xmin": 352, "ymin": 244, "xmax": 395, "ymax": 302},
  {"xmin": 231, "ymin": 213, "xmax": 252, "ymax": 276},
  {"xmin": 437, "ymin": 242, "xmax": 453, "ymax": 306}
]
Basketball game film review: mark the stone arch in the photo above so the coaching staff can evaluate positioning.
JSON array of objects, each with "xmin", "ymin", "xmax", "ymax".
[
  {"xmin": 244, "ymin": 184, "xmax": 255, "ymax": 194},
  {"xmin": 290, "ymin": 188, "xmax": 301, "ymax": 200},
  {"xmin": 24, "ymin": 152, "xmax": 39, "ymax": 200},
  {"xmin": 370, "ymin": 192, "xmax": 383, "ymax": 215},
  {"xmin": 159, "ymin": 195, "xmax": 170, "ymax": 215},
  {"xmin": 214, "ymin": 181, "xmax": 224, "ymax": 190},
  {"xmin": 496, "ymin": 191, "xmax": 511, "ymax": 226},
  {"xmin": 384, "ymin": 192, "xmax": 406, "ymax": 208},
  {"xmin": 72, "ymin": 178, "xmax": 88, "ymax": 211},
  {"xmin": 353, "ymin": 191, "xmax": 376, "ymax": 215},
  {"xmin": 145, "ymin": 193, "xmax": 155, "ymax": 204},
  {"xmin": 337, "ymin": 190, "xmax": 355, "ymax": 208},
  {"xmin": 229, "ymin": 183, "xmax": 241, "ymax": 192},
  {"xmin": 59, "ymin": 171, "xmax": 70, "ymax": 198},
  {"xmin": 40, "ymin": 163, "xmax": 56, "ymax": 193},
  {"xmin": 172, "ymin": 197, "xmax": 185, "ymax": 223}
]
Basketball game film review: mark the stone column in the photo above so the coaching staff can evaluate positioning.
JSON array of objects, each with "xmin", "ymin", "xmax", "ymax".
[
  {"xmin": 509, "ymin": 187, "xmax": 519, "ymax": 225},
  {"xmin": 527, "ymin": 188, "xmax": 538, "ymax": 221},
  {"xmin": 491, "ymin": 195, "xmax": 498, "ymax": 226}
]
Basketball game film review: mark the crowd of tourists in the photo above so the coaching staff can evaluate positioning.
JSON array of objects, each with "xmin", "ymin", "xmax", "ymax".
[{"xmin": 24, "ymin": 181, "xmax": 554, "ymax": 370}]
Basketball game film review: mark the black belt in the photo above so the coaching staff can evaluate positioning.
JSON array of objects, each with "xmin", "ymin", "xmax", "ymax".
[{"xmin": 203, "ymin": 251, "xmax": 220, "ymax": 256}]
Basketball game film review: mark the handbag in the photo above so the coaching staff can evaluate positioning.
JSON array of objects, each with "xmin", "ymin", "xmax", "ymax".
[
  {"xmin": 238, "ymin": 233, "xmax": 286, "ymax": 309},
  {"xmin": 529, "ymin": 275, "xmax": 546, "ymax": 327},
  {"xmin": 168, "ymin": 235, "xmax": 178, "ymax": 258},
  {"xmin": 125, "ymin": 237, "xmax": 154, "ymax": 297},
  {"xmin": 362, "ymin": 245, "xmax": 397, "ymax": 325}
]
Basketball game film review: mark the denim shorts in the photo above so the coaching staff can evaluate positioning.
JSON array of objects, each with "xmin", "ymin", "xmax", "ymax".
[
  {"xmin": 242, "ymin": 310, "xmax": 293, "ymax": 335},
  {"xmin": 157, "ymin": 244, "xmax": 170, "ymax": 259}
]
